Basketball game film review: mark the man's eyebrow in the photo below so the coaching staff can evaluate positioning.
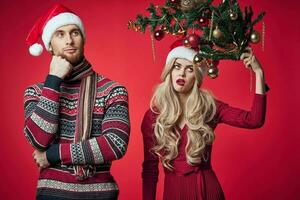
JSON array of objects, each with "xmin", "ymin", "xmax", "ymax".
[
  {"xmin": 54, "ymin": 28, "xmax": 80, "ymax": 33},
  {"xmin": 54, "ymin": 30, "xmax": 64, "ymax": 34},
  {"xmin": 70, "ymin": 28, "xmax": 80, "ymax": 32},
  {"xmin": 174, "ymin": 61, "xmax": 181, "ymax": 65}
]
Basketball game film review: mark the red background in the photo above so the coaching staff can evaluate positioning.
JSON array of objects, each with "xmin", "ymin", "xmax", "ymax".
[{"xmin": 0, "ymin": 0, "xmax": 299, "ymax": 199}]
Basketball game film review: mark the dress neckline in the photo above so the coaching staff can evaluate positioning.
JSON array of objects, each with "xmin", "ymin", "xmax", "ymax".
[{"xmin": 177, "ymin": 124, "xmax": 187, "ymax": 132}]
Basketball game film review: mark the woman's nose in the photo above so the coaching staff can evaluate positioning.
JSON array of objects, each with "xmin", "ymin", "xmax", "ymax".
[{"xmin": 179, "ymin": 68, "xmax": 186, "ymax": 77}]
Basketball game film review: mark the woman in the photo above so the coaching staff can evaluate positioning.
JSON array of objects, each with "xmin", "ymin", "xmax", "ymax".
[{"xmin": 141, "ymin": 46, "xmax": 266, "ymax": 200}]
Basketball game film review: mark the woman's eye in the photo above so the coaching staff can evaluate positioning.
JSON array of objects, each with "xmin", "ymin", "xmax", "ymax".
[
  {"xmin": 187, "ymin": 67, "xmax": 194, "ymax": 72},
  {"xmin": 174, "ymin": 65, "xmax": 181, "ymax": 69},
  {"xmin": 72, "ymin": 31, "xmax": 80, "ymax": 36}
]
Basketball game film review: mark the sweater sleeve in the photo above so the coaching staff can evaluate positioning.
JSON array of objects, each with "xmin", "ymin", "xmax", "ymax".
[
  {"xmin": 215, "ymin": 94, "xmax": 267, "ymax": 129},
  {"xmin": 141, "ymin": 110, "xmax": 159, "ymax": 200},
  {"xmin": 23, "ymin": 75, "xmax": 62, "ymax": 150},
  {"xmin": 47, "ymin": 85, "xmax": 130, "ymax": 165}
]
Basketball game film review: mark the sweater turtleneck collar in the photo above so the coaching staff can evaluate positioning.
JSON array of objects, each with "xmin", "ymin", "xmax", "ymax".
[{"xmin": 65, "ymin": 58, "xmax": 94, "ymax": 82}]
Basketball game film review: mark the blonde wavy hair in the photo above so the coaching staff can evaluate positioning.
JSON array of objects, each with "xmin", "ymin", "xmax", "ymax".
[{"xmin": 150, "ymin": 59, "xmax": 217, "ymax": 170}]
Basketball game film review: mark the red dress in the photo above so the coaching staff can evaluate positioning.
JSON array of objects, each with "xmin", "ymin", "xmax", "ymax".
[{"xmin": 141, "ymin": 94, "xmax": 266, "ymax": 200}]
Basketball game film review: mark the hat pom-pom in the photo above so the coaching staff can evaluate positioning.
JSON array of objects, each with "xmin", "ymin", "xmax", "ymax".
[{"xmin": 29, "ymin": 43, "xmax": 43, "ymax": 56}]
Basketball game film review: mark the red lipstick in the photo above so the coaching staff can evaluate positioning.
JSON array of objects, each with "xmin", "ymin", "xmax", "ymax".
[{"xmin": 176, "ymin": 79, "xmax": 185, "ymax": 86}]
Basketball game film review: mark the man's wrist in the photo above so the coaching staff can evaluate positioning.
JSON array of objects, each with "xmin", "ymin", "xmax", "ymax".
[
  {"xmin": 46, "ymin": 144, "xmax": 61, "ymax": 165},
  {"xmin": 44, "ymin": 74, "xmax": 63, "ymax": 91}
]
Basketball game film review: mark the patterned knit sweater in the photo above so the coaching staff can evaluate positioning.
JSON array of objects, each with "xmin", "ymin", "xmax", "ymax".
[{"xmin": 24, "ymin": 61, "xmax": 130, "ymax": 200}]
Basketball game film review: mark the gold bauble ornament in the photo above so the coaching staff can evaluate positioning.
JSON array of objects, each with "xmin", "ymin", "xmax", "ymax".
[
  {"xmin": 212, "ymin": 27, "xmax": 223, "ymax": 39},
  {"xmin": 207, "ymin": 66, "xmax": 219, "ymax": 79},
  {"xmin": 183, "ymin": 38, "xmax": 191, "ymax": 47},
  {"xmin": 177, "ymin": 29, "xmax": 186, "ymax": 36},
  {"xmin": 127, "ymin": 20, "xmax": 140, "ymax": 32},
  {"xmin": 181, "ymin": 0, "xmax": 195, "ymax": 11},
  {"xmin": 161, "ymin": 25, "xmax": 169, "ymax": 33},
  {"xmin": 250, "ymin": 31, "xmax": 260, "ymax": 43},
  {"xmin": 229, "ymin": 11, "xmax": 238, "ymax": 20},
  {"xmin": 193, "ymin": 53, "xmax": 203, "ymax": 64},
  {"xmin": 180, "ymin": 0, "xmax": 207, "ymax": 12}
]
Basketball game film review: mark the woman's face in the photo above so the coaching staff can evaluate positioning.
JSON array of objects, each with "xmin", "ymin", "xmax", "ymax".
[{"xmin": 171, "ymin": 58, "xmax": 196, "ymax": 94}]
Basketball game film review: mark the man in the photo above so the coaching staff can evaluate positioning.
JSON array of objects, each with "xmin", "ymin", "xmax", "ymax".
[{"xmin": 24, "ymin": 4, "xmax": 130, "ymax": 200}]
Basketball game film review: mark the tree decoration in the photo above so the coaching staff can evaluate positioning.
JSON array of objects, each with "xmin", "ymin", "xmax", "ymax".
[
  {"xmin": 187, "ymin": 34, "xmax": 201, "ymax": 48},
  {"xmin": 154, "ymin": 29, "xmax": 165, "ymax": 40},
  {"xmin": 193, "ymin": 53, "xmax": 203, "ymax": 64},
  {"xmin": 229, "ymin": 10, "xmax": 238, "ymax": 20},
  {"xmin": 262, "ymin": 21, "xmax": 265, "ymax": 51},
  {"xmin": 128, "ymin": 0, "xmax": 266, "ymax": 78},
  {"xmin": 161, "ymin": 25, "xmax": 169, "ymax": 33},
  {"xmin": 212, "ymin": 27, "xmax": 223, "ymax": 39},
  {"xmin": 250, "ymin": 30, "xmax": 260, "ymax": 43},
  {"xmin": 127, "ymin": 20, "xmax": 141, "ymax": 32},
  {"xmin": 207, "ymin": 66, "xmax": 219, "ymax": 79},
  {"xmin": 199, "ymin": 16, "xmax": 208, "ymax": 26},
  {"xmin": 183, "ymin": 38, "xmax": 191, "ymax": 47},
  {"xmin": 128, "ymin": 0, "xmax": 265, "ymax": 61},
  {"xmin": 181, "ymin": 0, "xmax": 208, "ymax": 12},
  {"xmin": 170, "ymin": 0, "xmax": 180, "ymax": 4}
]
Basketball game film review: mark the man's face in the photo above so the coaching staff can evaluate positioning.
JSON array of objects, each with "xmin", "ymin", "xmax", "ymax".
[{"xmin": 50, "ymin": 24, "xmax": 84, "ymax": 65}]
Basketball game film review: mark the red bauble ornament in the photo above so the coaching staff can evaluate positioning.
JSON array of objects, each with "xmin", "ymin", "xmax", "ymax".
[
  {"xmin": 187, "ymin": 34, "xmax": 200, "ymax": 48},
  {"xmin": 212, "ymin": 60, "xmax": 219, "ymax": 66},
  {"xmin": 199, "ymin": 16, "xmax": 208, "ymax": 26},
  {"xmin": 170, "ymin": 0, "xmax": 179, "ymax": 4},
  {"xmin": 154, "ymin": 30, "xmax": 165, "ymax": 41}
]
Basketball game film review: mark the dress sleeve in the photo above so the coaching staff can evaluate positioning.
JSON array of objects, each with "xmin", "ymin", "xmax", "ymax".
[
  {"xmin": 215, "ymin": 94, "xmax": 267, "ymax": 129},
  {"xmin": 141, "ymin": 109, "xmax": 159, "ymax": 200}
]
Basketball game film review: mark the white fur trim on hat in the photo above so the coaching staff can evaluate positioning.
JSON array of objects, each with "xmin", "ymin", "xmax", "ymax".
[
  {"xmin": 166, "ymin": 46, "xmax": 197, "ymax": 65},
  {"xmin": 29, "ymin": 43, "xmax": 43, "ymax": 56},
  {"xmin": 42, "ymin": 12, "xmax": 85, "ymax": 51}
]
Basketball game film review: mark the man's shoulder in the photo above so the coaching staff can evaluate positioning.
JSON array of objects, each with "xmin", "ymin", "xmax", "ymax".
[
  {"xmin": 95, "ymin": 74, "xmax": 127, "ymax": 92},
  {"xmin": 24, "ymin": 81, "xmax": 45, "ymax": 95}
]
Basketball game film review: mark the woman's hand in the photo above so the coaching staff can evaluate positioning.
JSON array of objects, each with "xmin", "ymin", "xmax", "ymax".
[
  {"xmin": 240, "ymin": 47, "xmax": 263, "ymax": 74},
  {"xmin": 33, "ymin": 150, "xmax": 50, "ymax": 170},
  {"xmin": 240, "ymin": 47, "xmax": 266, "ymax": 94}
]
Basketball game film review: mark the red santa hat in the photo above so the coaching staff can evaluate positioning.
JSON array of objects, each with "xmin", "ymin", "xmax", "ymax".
[
  {"xmin": 26, "ymin": 3, "xmax": 85, "ymax": 56},
  {"xmin": 165, "ymin": 38, "xmax": 207, "ymax": 76},
  {"xmin": 166, "ymin": 38, "xmax": 198, "ymax": 65}
]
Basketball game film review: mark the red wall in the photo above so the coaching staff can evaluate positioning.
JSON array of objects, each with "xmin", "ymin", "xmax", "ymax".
[{"xmin": 0, "ymin": 0, "xmax": 299, "ymax": 199}]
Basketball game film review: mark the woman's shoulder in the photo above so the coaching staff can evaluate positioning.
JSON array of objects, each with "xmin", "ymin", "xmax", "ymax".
[
  {"xmin": 141, "ymin": 108, "xmax": 158, "ymax": 132},
  {"xmin": 214, "ymin": 98, "xmax": 228, "ymax": 108},
  {"xmin": 143, "ymin": 108, "xmax": 158, "ymax": 123}
]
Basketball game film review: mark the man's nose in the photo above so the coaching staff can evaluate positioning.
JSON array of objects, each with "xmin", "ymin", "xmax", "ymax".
[{"xmin": 65, "ymin": 34, "xmax": 74, "ymax": 45}]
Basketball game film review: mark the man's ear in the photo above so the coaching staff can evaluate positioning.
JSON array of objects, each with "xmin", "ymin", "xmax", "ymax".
[{"xmin": 49, "ymin": 44, "xmax": 54, "ymax": 55}]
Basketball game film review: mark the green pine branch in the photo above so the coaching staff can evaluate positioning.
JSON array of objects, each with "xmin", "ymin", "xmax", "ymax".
[{"xmin": 129, "ymin": 0, "xmax": 265, "ymax": 61}]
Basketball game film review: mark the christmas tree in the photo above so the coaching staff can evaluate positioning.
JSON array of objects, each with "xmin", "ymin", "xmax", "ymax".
[{"xmin": 128, "ymin": 0, "xmax": 265, "ymax": 78}]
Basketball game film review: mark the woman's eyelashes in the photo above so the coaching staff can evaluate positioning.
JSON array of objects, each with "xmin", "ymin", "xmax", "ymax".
[
  {"xmin": 186, "ymin": 66, "xmax": 194, "ymax": 73},
  {"xmin": 173, "ymin": 63, "xmax": 181, "ymax": 70}
]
